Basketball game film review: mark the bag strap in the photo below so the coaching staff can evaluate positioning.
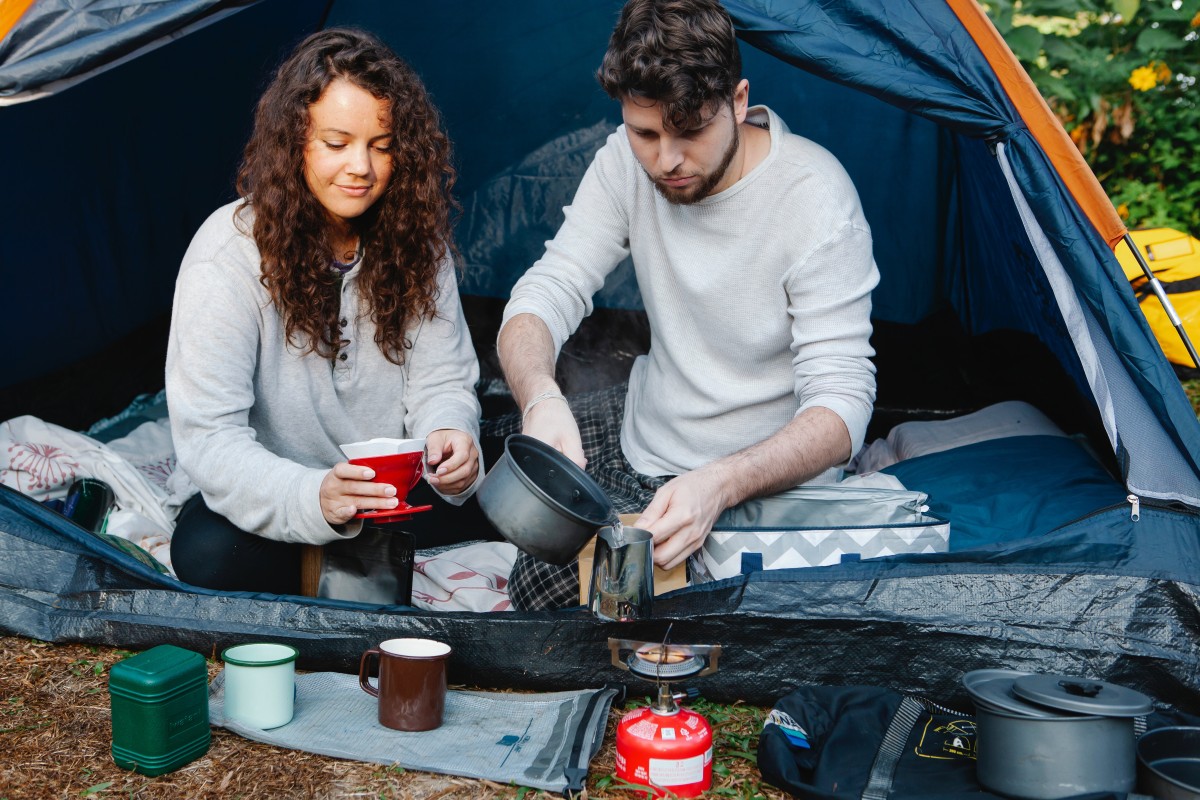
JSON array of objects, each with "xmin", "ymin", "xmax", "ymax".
[
  {"xmin": 860, "ymin": 695, "xmax": 926, "ymax": 800},
  {"xmin": 563, "ymin": 683, "xmax": 624, "ymax": 796}
]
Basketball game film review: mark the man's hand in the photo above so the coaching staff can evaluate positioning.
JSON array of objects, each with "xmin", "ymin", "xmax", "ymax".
[
  {"xmin": 497, "ymin": 313, "xmax": 586, "ymax": 465},
  {"xmin": 522, "ymin": 395, "xmax": 586, "ymax": 468},
  {"xmin": 319, "ymin": 462, "xmax": 398, "ymax": 525},
  {"xmin": 634, "ymin": 465, "xmax": 733, "ymax": 570},
  {"xmin": 424, "ymin": 428, "xmax": 480, "ymax": 495},
  {"xmin": 634, "ymin": 408, "xmax": 853, "ymax": 567}
]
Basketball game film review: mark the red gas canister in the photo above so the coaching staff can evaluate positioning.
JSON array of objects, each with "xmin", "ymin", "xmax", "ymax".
[{"xmin": 615, "ymin": 702, "xmax": 713, "ymax": 797}]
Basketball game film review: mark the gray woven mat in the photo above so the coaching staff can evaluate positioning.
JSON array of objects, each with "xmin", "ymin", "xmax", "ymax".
[{"xmin": 209, "ymin": 670, "xmax": 618, "ymax": 794}]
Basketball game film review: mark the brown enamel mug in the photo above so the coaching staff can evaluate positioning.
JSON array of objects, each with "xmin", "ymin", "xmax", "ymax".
[{"xmin": 358, "ymin": 638, "xmax": 452, "ymax": 732}]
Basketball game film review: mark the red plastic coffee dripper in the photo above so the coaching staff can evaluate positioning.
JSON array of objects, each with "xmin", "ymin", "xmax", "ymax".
[{"xmin": 349, "ymin": 452, "xmax": 433, "ymax": 521}]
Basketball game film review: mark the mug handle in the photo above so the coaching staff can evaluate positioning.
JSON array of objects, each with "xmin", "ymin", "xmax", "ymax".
[{"xmin": 359, "ymin": 648, "xmax": 381, "ymax": 697}]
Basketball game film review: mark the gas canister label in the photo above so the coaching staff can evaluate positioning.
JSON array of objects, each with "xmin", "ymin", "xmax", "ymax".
[
  {"xmin": 649, "ymin": 752, "xmax": 707, "ymax": 786},
  {"xmin": 626, "ymin": 719, "xmax": 659, "ymax": 740},
  {"xmin": 661, "ymin": 728, "xmax": 676, "ymax": 740}
]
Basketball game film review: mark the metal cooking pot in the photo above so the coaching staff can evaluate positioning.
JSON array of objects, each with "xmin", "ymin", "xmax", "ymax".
[
  {"xmin": 964, "ymin": 669, "xmax": 1153, "ymax": 800},
  {"xmin": 477, "ymin": 434, "xmax": 614, "ymax": 565},
  {"xmin": 1138, "ymin": 726, "xmax": 1200, "ymax": 800}
]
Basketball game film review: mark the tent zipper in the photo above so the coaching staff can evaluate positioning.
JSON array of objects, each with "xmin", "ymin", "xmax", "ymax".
[
  {"xmin": 1124, "ymin": 494, "xmax": 1200, "ymax": 518},
  {"xmin": 1051, "ymin": 494, "xmax": 1199, "ymax": 532}
]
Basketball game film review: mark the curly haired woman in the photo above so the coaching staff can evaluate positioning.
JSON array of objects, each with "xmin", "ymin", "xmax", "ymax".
[{"xmin": 166, "ymin": 28, "xmax": 487, "ymax": 594}]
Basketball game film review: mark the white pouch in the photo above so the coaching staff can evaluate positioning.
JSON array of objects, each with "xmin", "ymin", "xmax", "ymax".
[{"xmin": 694, "ymin": 485, "xmax": 950, "ymax": 581}]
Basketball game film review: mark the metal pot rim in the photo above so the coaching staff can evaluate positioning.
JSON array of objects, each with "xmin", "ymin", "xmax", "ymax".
[
  {"xmin": 501, "ymin": 434, "xmax": 613, "ymax": 526},
  {"xmin": 1137, "ymin": 726, "xmax": 1200, "ymax": 796},
  {"xmin": 975, "ymin": 701, "xmax": 1105, "ymax": 721},
  {"xmin": 964, "ymin": 669, "xmax": 1149, "ymax": 719}
]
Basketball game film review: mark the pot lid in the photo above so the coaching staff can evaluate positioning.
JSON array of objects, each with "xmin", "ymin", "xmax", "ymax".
[
  {"xmin": 1012, "ymin": 674, "xmax": 1153, "ymax": 717},
  {"xmin": 963, "ymin": 669, "xmax": 1068, "ymax": 719}
]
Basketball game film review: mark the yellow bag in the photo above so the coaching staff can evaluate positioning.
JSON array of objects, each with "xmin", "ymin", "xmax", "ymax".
[{"xmin": 1116, "ymin": 227, "xmax": 1200, "ymax": 369}]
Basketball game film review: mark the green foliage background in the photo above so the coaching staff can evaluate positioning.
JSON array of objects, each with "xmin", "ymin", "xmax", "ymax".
[{"xmin": 984, "ymin": 0, "xmax": 1200, "ymax": 232}]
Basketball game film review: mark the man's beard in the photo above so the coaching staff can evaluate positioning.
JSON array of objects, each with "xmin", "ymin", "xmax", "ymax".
[{"xmin": 651, "ymin": 123, "xmax": 740, "ymax": 205}]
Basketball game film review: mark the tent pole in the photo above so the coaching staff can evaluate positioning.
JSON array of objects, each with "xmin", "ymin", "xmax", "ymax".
[{"xmin": 1122, "ymin": 233, "xmax": 1200, "ymax": 369}]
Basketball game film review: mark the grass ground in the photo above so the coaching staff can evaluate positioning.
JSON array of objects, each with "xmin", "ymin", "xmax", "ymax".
[
  {"xmin": 1184, "ymin": 378, "xmax": 1200, "ymax": 415},
  {"xmin": 0, "ymin": 637, "xmax": 790, "ymax": 800}
]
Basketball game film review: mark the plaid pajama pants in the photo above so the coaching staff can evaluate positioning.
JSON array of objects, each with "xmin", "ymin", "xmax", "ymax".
[{"xmin": 481, "ymin": 382, "xmax": 671, "ymax": 610}]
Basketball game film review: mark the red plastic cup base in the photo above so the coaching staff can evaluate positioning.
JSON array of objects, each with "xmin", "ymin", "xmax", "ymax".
[{"xmin": 354, "ymin": 504, "xmax": 433, "ymax": 521}]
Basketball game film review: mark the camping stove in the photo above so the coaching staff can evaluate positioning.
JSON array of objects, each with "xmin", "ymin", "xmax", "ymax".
[{"xmin": 607, "ymin": 632, "xmax": 722, "ymax": 798}]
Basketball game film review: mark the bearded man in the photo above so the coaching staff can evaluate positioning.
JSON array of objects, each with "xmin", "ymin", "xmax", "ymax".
[{"xmin": 493, "ymin": 0, "xmax": 879, "ymax": 609}]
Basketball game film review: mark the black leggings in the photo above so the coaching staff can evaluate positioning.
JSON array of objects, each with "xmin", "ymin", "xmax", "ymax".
[{"xmin": 170, "ymin": 482, "xmax": 502, "ymax": 594}]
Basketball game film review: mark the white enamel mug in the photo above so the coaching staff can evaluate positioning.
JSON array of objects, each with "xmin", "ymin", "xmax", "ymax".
[{"xmin": 221, "ymin": 642, "xmax": 299, "ymax": 729}]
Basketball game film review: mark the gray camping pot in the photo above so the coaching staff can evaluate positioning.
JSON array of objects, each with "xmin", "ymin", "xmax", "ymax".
[
  {"xmin": 1137, "ymin": 727, "xmax": 1200, "ymax": 800},
  {"xmin": 477, "ymin": 434, "xmax": 614, "ymax": 566},
  {"xmin": 964, "ymin": 670, "xmax": 1153, "ymax": 800}
]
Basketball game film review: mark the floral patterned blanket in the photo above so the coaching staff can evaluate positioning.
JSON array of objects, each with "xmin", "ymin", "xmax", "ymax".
[{"xmin": 1, "ymin": 415, "xmax": 186, "ymax": 572}]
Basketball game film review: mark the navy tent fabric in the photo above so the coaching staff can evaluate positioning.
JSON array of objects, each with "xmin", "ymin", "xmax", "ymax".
[
  {"xmin": 724, "ymin": 2, "xmax": 1018, "ymax": 136},
  {"xmin": 881, "ymin": 435, "xmax": 1129, "ymax": 551},
  {"xmin": 0, "ymin": 0, "xmax": 260, "ymax": 98},
  {"xmin": 0, "ymin": 0, "xmax": 325, "ymax": 391}
]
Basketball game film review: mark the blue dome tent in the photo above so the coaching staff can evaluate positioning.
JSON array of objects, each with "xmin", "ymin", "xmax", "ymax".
[{"xmin": 2, "ymin": 0, "xmax": 1200, "ymax": 710}]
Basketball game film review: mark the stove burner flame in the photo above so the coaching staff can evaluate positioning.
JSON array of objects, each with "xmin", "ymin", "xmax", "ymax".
[{"xmin": 628, "ymin": 644, "xmax": 703, "ymax": 679}]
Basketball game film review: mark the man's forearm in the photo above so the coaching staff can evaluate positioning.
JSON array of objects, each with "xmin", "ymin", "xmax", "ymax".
[
  {"xmin": 701, "ymin": 407, "xmax": 852, "ymax": 510},
  {"xmin": 497, "ymin": 313, "xmax": 562, "ymax": 410}
]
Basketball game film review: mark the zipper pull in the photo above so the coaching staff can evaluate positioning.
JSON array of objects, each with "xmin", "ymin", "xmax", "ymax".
[{"xmin": 1127, "ymin": 494, "xmax": 1141, "ymax": 522}]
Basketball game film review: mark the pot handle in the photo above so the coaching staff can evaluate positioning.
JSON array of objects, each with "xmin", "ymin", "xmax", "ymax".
[{"xmin": 1059, "ymin": 680, "xmax": 1104, "ymax": 698}]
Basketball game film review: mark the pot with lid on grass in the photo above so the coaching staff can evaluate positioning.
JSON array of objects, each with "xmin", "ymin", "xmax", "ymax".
[
  {"xmin": 963, "ymin": 669, "xmax": 1153, "ymax": 800},
  {"xmin": 477, "ymin": 434, "xmax": 616, "ymax": 565}
]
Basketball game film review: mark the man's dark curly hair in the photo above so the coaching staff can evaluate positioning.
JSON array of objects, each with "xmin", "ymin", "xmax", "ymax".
[
  {"xmin": 236, "ymin": 27, "xmax": 458, "ymax": 366},
  {"xmin": 597, "ymin": 0, "xmax": 742, "ymax": 131}
]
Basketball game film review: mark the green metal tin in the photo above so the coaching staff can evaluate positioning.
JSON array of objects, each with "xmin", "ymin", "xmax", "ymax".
[{"xmin": 109, "ymin": 644, "xmax": 211, "ymax": 776}]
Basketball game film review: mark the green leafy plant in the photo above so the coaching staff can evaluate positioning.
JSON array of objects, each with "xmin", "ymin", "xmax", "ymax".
[
  {"xmin": 1183, "ymin": 377, "xmax": 1200, "ymax": 413},
  {"xmin": 984, "ymin": 0, "xmax": 1200, "ymax": 231}
]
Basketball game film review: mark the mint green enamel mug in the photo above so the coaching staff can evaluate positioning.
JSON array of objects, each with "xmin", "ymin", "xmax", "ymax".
[{"xmin": 221, "ymin": 643, "xmax": 299, "ymax": 729}]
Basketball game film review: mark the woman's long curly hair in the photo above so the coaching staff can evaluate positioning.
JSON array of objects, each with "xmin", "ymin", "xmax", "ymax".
[{"xmin": 236, "ymin": 27, "xmax": 459, "ymax": 365}]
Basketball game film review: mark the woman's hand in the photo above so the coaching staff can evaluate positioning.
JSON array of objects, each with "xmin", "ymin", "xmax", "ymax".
[
  {"xmin": 424, "ymin": 428, "xmax": 480, "ymax": 495},
  {"xmin": 319, "ymin": 461, "xmax": 399, "ymax": 525}
]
